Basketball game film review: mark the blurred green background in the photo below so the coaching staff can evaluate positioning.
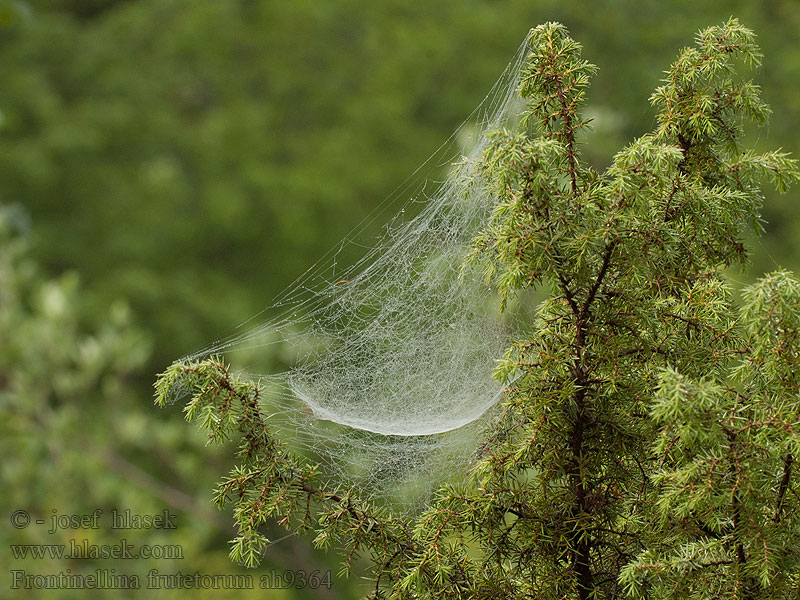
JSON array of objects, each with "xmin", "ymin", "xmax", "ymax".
[{"xmin": 1, "ymin": 1, "xmax": 798, "ymax": 598}]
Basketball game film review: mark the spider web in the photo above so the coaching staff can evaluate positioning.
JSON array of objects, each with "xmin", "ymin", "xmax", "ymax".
[{"xmin": 179, "ymin": 33, "xmax": 536, "ymax": 508}]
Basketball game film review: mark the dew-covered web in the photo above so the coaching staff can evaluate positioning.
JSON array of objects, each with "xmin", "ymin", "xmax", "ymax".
[{"xmin": 180, "ymin": 34, "xmax": 536, "ymax": 509}]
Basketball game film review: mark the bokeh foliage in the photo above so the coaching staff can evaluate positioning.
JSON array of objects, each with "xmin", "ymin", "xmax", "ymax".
[{"xmin": 1, "ymin": 0, "xmax": 799, "ymax": 372}]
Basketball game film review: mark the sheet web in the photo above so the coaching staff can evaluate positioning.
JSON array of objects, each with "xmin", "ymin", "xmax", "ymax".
[{"xmin": 180, "ymin": 34, "xmax": 536, "ymax": 508}]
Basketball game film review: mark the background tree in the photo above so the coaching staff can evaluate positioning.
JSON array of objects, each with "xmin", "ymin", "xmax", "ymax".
[
  {"xmin": 156, "ymin": 19, "xmax": 800, "ymax": 599},
  {"xmin": 0, "ymin": 202, "xmax": 351, "ymax": 599},
  {"xmin": 2, "ymin": 0, "xmax": 800, "ymax": 377}
]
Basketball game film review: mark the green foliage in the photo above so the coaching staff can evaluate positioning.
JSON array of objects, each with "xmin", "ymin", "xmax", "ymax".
[
  {"xmin": 1, "ymin": 202, "xmax": 346, "ymax": 599},
  {"xmin": 0, "ymin": 205, "xmax": 152, "ymax": 516},
  {"xmin": 0, "ymin": 0, "xmax": 558, "ymax": 372},
  {"xmin": 157, "ymin": 19, "xmax": 800, "ymax": 599},
  {"xmin": 4, "ymin": 3, "xmax": 795, "ymax": 599},
  {"xmin": 620, "ymin": 271, "xmax": 800, "ymax": 597},
  {"xmin": 5, "ymin": 0, "xmax": 800, "ymax": 380},
  {"xmin": 155, "ymin": 359, "xmax": 413, "ymax": 584}
]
